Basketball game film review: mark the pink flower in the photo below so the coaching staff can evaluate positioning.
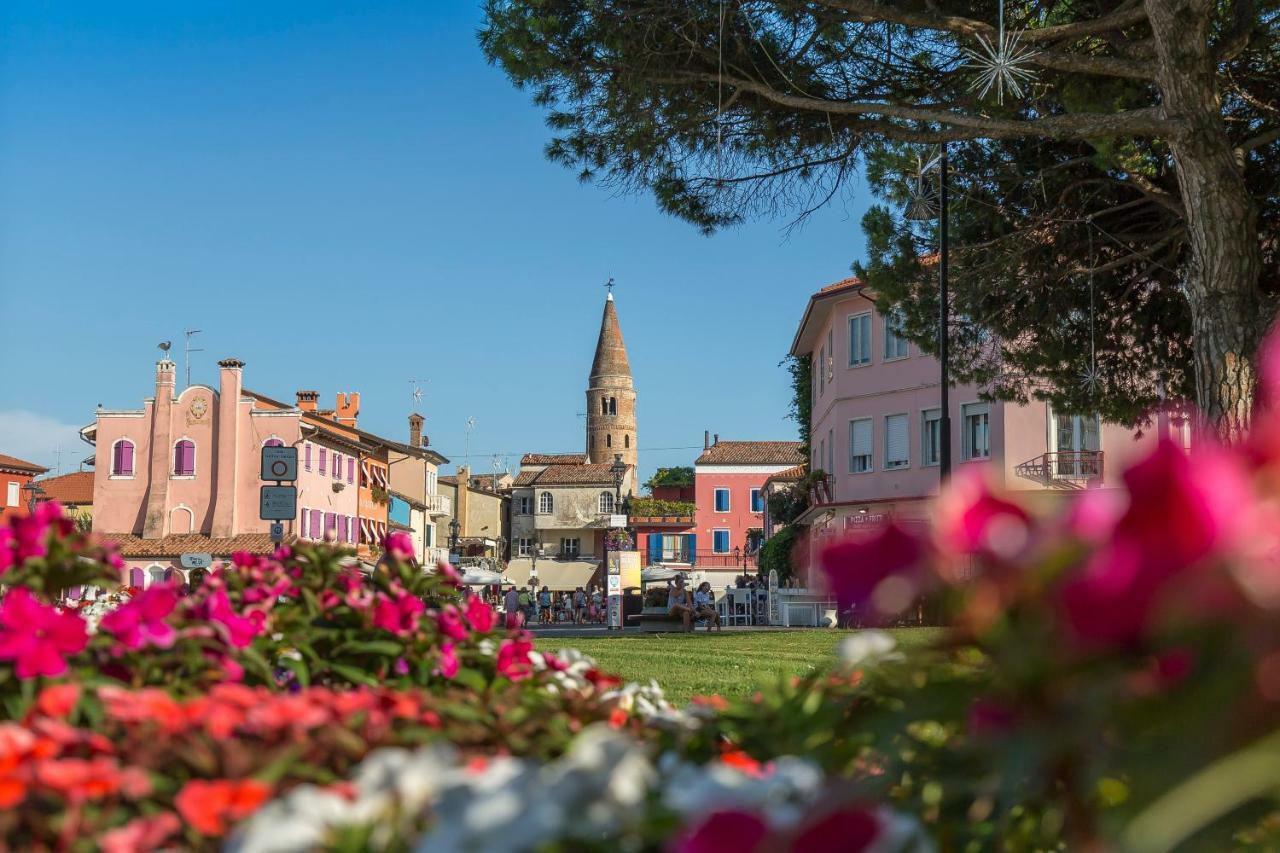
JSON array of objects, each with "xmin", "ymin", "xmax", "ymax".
[
  {"xmin": 818, "ymin": 524, "xmax": 928, "ymax": 622},
  {"xmin": 674, "ymin": 809, "xmax": 769, "ymax": 853},
  {"xmin": 495, "ymin": 637, "xmax": 533, "ymax": 681},
  {"xmin": 0, "ymin": 588, "xmax": 88, "ymax": 679},
  {"xmin": 434, "ymin": 560, "xmax": 464, "ymax": 587},
  {"xmin": 935, "ymin": 468, "xmax": 1032, "ymax": 561},
  {"xmin": 393, "ymin": 656, "xmax": 409, "ymax": 676},
  {"xmin": 198, "ymin": 590, "xmax": 265, "ymax": 649},
  {"xmin": 100, "ymin": 584, "xmax": 178, "ymax": 650},
  {"xmin": 101, "ymin": 813, "xmax": 181, "ymax": 853},
  {"xmin": 385, "ymin": 531, "xmax": 416, "ymax": 562},
  {"xmin": 372, "ymin": 591, "xmax": 425, "ymax": 636},
  {"xmin": 434, "ymin": 642, "xmax": 459, "ymax": 679},
  {"xmin": 789, "ymin": 807, "xmax": 883, "ymax": 853},
  {"xmin": 463, "ymin": 594, "xmax": 497, "ymax": 633},
  {"xmin": 435, "ymin": 604, "xmax": 470, "ymax": 641}
]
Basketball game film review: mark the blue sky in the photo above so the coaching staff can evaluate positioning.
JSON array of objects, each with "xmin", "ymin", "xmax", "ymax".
[{"xmin": 0, "ymin": 1, "xmax": 871, "ymax": 481}]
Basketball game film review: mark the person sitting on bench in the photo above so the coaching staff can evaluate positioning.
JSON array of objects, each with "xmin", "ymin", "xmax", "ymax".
[
  {"xmin": 693, "ymin": 581, "xmax": 722, "ymax": 631},
  {"xmin": 667, "ymin": 575, "xmax": 694, "ymax": 633}
]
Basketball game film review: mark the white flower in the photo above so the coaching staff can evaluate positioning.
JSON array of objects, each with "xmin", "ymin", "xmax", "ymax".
[{"xmin": 837, "ymin": 630, "xmax": 904, "ymax": 670}]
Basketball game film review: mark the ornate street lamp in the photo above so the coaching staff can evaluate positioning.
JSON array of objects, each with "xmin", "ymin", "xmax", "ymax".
[
  {"xmin": 22, "ymin": 483, "xmax": 46, "ymax": 515},
  {"xmin": 609, "ymin": 453, "xmax": 626, "ymax": 504},
  {"xmin": 905, "ymin": 145, "xmax": 953, "ymax": 482},
  {"xmin": 448, "ymin": 517, "xmax": 460, "ymax": 550}
]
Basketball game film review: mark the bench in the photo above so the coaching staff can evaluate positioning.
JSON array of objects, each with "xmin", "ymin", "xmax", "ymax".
[{"xmin": 636, "ymin": 607, "xmax": 713, "ymax": 633}]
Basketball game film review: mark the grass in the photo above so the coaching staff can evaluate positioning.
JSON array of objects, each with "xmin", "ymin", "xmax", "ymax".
[{"xmin": 534, "ymin": 628, "xmax": 943, "ymax": 707}]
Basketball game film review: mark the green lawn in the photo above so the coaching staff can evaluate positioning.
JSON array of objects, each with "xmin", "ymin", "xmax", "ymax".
[{"xmin": 535, "ymin": 628, "xmax": 942, "ymax": 706}]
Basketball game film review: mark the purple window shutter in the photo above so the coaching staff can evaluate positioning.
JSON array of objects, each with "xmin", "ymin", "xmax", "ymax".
[
  {"xmin": 347, "ymin": 458, "xmax": 354, "ymax": 483},
  {"xmin": 324, "ymin": 512, "xmax": 335, "ymax": 538},
  {"xmin": 122, "ymin": 441, "xmax": 133, "ymax": 476},
  {"xmin": 164, "ymin": 568, "xmax": 174, "ymax": 581},
  {"xmin": 334, "ymin": 453, "xmax": 342, "ymax": 479},
  {"xmin": 311, "ymin": 509, "xmax": 322, "ymax": 541},
  {"xmin": 319, "ymin": 448, "xmax": 327, "ymax": 476},
  {"xmin": 265, "ymin": 438, "xmax": 284, "ymax": 448},
  {"xmin": 67, "ymin": 586, "xmax": 81, "ymax": 601},
  {"xmin": 184, "ymin": 441, "xmax": 195, "ymax": 475},
  {"xmin": 305, "ymin": 443, "xmax": 312, "ymax": 471},
  {"xmin": 129, "ymin": 567, "xmax": 144, "ymax": 587}
]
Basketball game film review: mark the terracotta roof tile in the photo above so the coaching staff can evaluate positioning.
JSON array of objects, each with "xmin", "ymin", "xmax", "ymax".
[
  {"xmin": 35, "ymin": 471, "xmax": 94, "ymax": 504},
  {"xmin": 816, "ymin": 276, "xmax": 863, "ymax": 296},
  {"xmin": 0, "ymin": 453, "xmax": 48, "ymax": 474},
  {"xmin": 101, "ymin": 533, "xmax": 294, "ymax": 559},
  {"xmin": 764, "ymin": 463, "xmax": 808, "ymax": 484},
  {"xmin": 520, "ymin": 453, "xmax": 588, "ymax": 466},
  {"xmin": 515, "ymin": 463, "xmax": 627, "ymax": 487},
  {"xmin": 696, "ymin": 441, "xmax": 805, "ymax": 466}
]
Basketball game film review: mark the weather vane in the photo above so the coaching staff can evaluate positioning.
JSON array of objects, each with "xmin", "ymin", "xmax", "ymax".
[
  {"xmin": 962, "ymin": 0, "xmax": 1039, "ymax": 104},
  {"xmin": 604, "ymin": 277, "xmax": 615, "ymax": 296}
]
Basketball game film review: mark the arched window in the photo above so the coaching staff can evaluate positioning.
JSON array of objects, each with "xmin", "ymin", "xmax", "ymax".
[
  {"xmin": 147, "ymin": 565, "xmax": 168, "ymax": 587},
  {"xmin": 606, "ymin": 434, "xmax": 612, "ymax": 448},
  {"xmin": 111, "ymin": 439, "xmax": 135, "ymax": 477},
  {"xmin": 172, "ymin": 439, "xmax": 196, "ymax": 477},
  {"xmin": 624, "ymin": 434, "xmax": 630, "ymax": 448},
  {"xmin": 599, "ymin": 491, "xmax": 615, "ymax": 514},
  {"xmin": 589, "ymin": 435, "xmax": 595, "ymax": 450},
  {"xmin": 263, "ymin": 437, "xmax": 284, "ymax": 448},
  {"xmin": 609, "ymin": 397, "xmax": 617, "ymax": 415},
  {"xmin": 539, "ymin": 492, "xmax": 554, "ymax": 514},
  {"xmin": 601, "ymin": 397, "xmax": 608, "ymax": 415}
]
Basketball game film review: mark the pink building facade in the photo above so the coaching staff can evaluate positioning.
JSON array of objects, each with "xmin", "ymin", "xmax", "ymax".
[
  {"xmin": 85, "ymin": 358, "xmax": 360, "ymax": 584},
  {"xmin": 790, "ymin": 278, "xmax": 1191, "ymax": 540}
]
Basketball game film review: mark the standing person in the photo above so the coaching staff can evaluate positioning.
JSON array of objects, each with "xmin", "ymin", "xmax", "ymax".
[
  {"xmin": 667, "ymin": 576, "xmax": 694, "ymax": 633},
  {"xmin": 589, "ymin": 586, "xmax": 604, "ymax": 623},
  {"xmin": 573, "ymin": 587, "xmax": 587, "ymax": 624},
  {"xmin": 518, "ymin": 586, "xmax": 534, "ymax": 625},
  {"xmin": 538, "ymin": 586, "xmax": 552, "ymax": 624},
  {"xmin": 503, "ymin": 585, "xmax": 523, "ymax": 631},
  {"xmin": 694, "ymin": 581, "xmax": 722, "ymax": 631}
]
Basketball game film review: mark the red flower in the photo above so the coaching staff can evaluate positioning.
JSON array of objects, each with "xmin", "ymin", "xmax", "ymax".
[
  {"xmin": 34, "ymin": 683, "xmax": 80, "ymax": 719},
  {"xmin": 720, "ymin": 748, "xmax": 768, "ymax": 778},
  {"xmin": 98, "ymin": 686, "xmax": 187, "ymax": 733},
  {"xmin": 36, "ymin": 756, "xmax": 139, "ymax": 801},
  {"xmin": 175, "ymin": 778, "xmax": 273, "ymax": 837},
  {"xmin": 373, "ymin": 591, "xmax": 425, "ymax": 636},
  {"xmin": 788, "ymin": 806, "xmax": 882, "ymax": 853},
  {"xmin": 818, "ymin": 524, "xmax": 928, "ymax": 621},
  {"xmin": 434, "ymin": 641, "xmax": 459, "ymax": 679},
  {"xmin": 0, "ymin": 588, "xmax": 88, "ymax": 679},
  {"xmin": 463, "ymin": 594, "xmax": 497, "ymax": 633},
  {"xmin": 496, "ymin": 637, "xmax": 533, "ymax": 681},
  {"xmin": 100, "ymin": 583, "xmax": 178, "ymax": 650},
  {"xmin": 435, "ymin": 604, "xmax": 470, "ymax": 641},
  {"xmin": 674, "ymin": 809, "xmax": 770, "ymax": 853},
  {"xmin": 101, "ymin": 812, "xmax": 181, "ymax": 853}
]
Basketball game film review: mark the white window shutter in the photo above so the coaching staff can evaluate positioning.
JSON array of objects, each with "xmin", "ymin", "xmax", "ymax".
[
  {"xmin": 852, "ymin": 419, "xmax": 872, "ymax": 457},
  {"xmin": 885, "ymin": 414, "xmax": 908, "ymax": 466}
]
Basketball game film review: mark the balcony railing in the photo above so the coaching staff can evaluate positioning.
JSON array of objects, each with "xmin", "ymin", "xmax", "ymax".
[
  {"xmin": 425, "ymin": 546, "xmax": 451, "ymax": 566},
  {"xmin": 425, "ymin": 494, "xmax": 451, "ymax": 517},
  {"xmin": 1014, "ymin": 451, "xmax": 1104, "ymax": 488}
]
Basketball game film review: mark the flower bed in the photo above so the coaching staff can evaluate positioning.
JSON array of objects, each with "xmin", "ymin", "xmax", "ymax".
[{"xmin": 4, "ymin": 332, "xmax": 1280, "ymax": 849}]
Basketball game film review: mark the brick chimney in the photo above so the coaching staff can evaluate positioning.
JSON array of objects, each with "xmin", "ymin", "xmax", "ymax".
[
  {"xmin": 142, "ymin": 359, "xmax": 177, "ymax": 538},
  {"xmin": 334, "ymin": 392, "xmax": 360, "ymax": 427},
  {"xmin": 704, "ymin": 430, "xmax": 711, "ymax": 450},
  {"xmin": 408, "ymin": 413, "xmax": 424, "ymax": 448},
  {"xmin": 296, "ymin": 391, "xmax": 319, "ymax": 412},
  {"xmin": 211, "ymin": 358, "xmax": 244, "ymax": 537}
]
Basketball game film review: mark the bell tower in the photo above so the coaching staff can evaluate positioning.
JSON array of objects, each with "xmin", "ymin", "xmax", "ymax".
[{"xmin": 586, "ymin": 284, "xmax": 637, "ymax": 473}]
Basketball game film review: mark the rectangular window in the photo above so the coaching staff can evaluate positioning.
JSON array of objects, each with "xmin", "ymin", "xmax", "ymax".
[
  {"xmin": 750, "ymin": 488, "xmax": 763, "ymax": 513},
  {"xmin": 818, "ymin": 438, "xmax": 825, "ymax": 474},
  {"xmin": 827, "ymin": 328, "xmax": 834, "ymax": 379},
  {"xmin": 850, "ymin": 418, "xmax": 873, "ymax": 473},
  {"xmin": 712, "ymin": 529, "xmax": 731, "ymax": 553},
  {"xmin": 828, "ymin": 428, "xmax": 834, "ymax": 480},
  {"xmin": 347, "ymin": 458, "xmax": 354, "ymax": 483},
  {"xmin": 848, "ymin": 313, "xmax": 872, "ymax": 366},
  {"xmin": 516, "ymin": 496, "xmax": 532, "ymax": 515},
  {"xmin": 304, "ymin": 443, "xmax": 312, "ymax": 472},
  {"xmin": 884, "ymin": 414, "xmax": 909, "ymax": 469},
  {"xmin": 884, "ymin": 309, "xmax": 909, "ymax": 359},
  {"xmin": 319, "ymin": 448, "xmax": 327, "ymax": 476},
  {"xmin": 310, "ymin": 509, "xmax": 322, "ymax": 542},
  {"xmin": 517, "ymin": 537, "xmax": 533, "ymax": 557},
  {"xmin": 333, "ymin": 452, "xmax": 342, "ymax": 479},
  {"xmin": 560, "ymin": 537, "xmax": 580, "ymax": 558},
  {"xmin": 818, "ymin": 344, "xmax": 826, "ymax": 395},
  {"xmin": 921, "ymin": 409, "xmax": 942, "ymax": 467},
  {"xmin": 348, "ymin": 516, "xmax": 357, "ymax": 543},
  {"xmin": 963, "ymin": 403, "xmax": 991, "ymax": 460},
  {"xmin": 5, "ymin": 481, "xmax": 17, "ymax": 507},
  {"xmin": 300, "ymin": 508, "xmax": 309, "ymax": 539},
  {"xmin": 713, "ymin": 488, "xmax": 730, "ymax": 512},
  {"xmin": 660, "ymin": 534, "xmax": 688, "ymax": 561}
]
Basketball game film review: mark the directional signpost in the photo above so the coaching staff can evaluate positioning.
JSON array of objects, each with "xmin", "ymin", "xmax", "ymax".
[{"xmin": 261, "ymin": 445, "xmax": 299, "ymax": 541}]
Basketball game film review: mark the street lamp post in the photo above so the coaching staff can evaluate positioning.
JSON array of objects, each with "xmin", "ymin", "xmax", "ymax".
[
  {"xmin": 448, "ymin": 517, "xmax": 460, "ymax": 551},
  {"xmin": 905, "ymin": 142, "xmax": 953, "ymax": 482},
  {"xmin": 23, "ymin": 483, "xmax": 46, "ymax": 515}
]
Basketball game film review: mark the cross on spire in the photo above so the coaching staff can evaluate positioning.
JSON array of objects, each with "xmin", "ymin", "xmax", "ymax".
[{"xmin": 604, "ymin": 277, "xmax": 614, "ymax": 301}]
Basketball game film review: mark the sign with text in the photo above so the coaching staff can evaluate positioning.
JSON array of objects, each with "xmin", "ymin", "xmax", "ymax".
[
  {"xmin": 259, "ymin": 485, "xmax": 297, "ymax": 521},
  {"xmin": 607, "ymin": 550, "xmax": 642, "ymax": 630},
  {"xmin": 260, "ymin": 446, "xmax": 298, "ymax": 482},
  {"xmin": 180, "ymin": 553, "xmax": 213, "ymax": 570}
]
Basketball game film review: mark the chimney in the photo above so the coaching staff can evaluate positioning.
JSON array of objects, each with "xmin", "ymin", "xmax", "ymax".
[
  {"xmin": 334, "ymin": 392, "xmax": 360, "ymax": 427},
  {"xmin": 296, "ymin": 391, "xmax": 319, "ymax": 412},
  {"xmin": 211, "ymin": 358, "xmax": 244, "ymax": 537},
  {"xmin": 408, "ymin": 413, "xmax": 424, "ymax": 448},
  {"xmin": 713, "ymin": 433, "xmax": 719, "ymax": 446},
  {"xmin": 142, "ymin": 359, "xmax": 177, "ymax": 538},
  {"xmin": 704, "ymin": 430, "xmax": 711, "ymax": 450}
]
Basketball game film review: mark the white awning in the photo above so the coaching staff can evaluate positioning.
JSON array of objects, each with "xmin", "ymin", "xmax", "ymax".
[{"xmin": 507, "ymin": 558, "xmax": 600, "ymax": 591}]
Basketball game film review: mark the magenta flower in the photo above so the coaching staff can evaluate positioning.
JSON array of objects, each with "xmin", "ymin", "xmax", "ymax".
[
  {"xmin": 434, "ymin": 642, "xmax": 459, "ymax": 679},
  {"xmin": 384, "ymin": 532, "xmax": 415, "ymax": 562},
  {"xmin": 934, "ymin": 468, "xmax": 1032, "ymax": 561},
  {"xmin": 789, "ymin": 807, "xmax": 883, "ymax": 853},
  {"xmin": 674, "ymin": 809, "xmax": 769, "ymax": 853},
  {"xmin": 435, "ymin": 560, "xmax": 464, "ymax": 587},
  {"xmin": 435, "ymin": 604, "xmax": 470, "ymax": 641},
  {"xmin": 201, "ymin": 590, "xmax": 265, "ymax": 649},
  {"xmin": 818, "ymin": 523, "xmax": 928, "ymax": 622},
  {"xmin": 0, "ymin": 588, "xmax": 89, "ymax": 679},
  {"xmin": 372, "ymin": 591, "xmax": 425, "ymax": 636},
  {"xmin": 463, "ymin": 594, "xmax": 497, "ymax": 633},
  {"xmin": 100, "ymin": 584, "xmax": 178, "ymax": 650},
  {"xmin": 495, "ymin": 637, "xmax": 533, "ymax": 681}
]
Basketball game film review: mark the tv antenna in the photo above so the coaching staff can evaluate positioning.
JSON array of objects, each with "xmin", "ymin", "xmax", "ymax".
[
  {"xmin": 464, "ymin": 416, "xmax": 476, "ymax": 470},
  {"xmin": 184, "ymin": 329, "xmax": 204, "ymax": 388},
  {"xmin": 409, "ymin": 378, "xmax": 426, "ymax": 411}
]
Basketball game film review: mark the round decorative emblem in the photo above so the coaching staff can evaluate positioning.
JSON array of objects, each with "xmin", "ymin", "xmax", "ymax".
[{"xmin": 190, "ymin": 397, "xmax": 209, "ymax": 420}]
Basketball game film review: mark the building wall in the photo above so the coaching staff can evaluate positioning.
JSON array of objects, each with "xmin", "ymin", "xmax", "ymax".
[
  {"xmin": 693, "ymin": 467, "xmax": 774, "ymax": 557},
  {"xmin": 295, "ymin": 432, "xmax": 360, "ymax": 543},
  {"xmin": 2, "ymin": 469, "xmax": 42, "ymax": 521}
]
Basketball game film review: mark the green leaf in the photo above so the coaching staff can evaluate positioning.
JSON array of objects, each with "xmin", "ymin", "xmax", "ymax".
[
  {"xmin": 335, "ymin": 640, "xmax": 404, "ymax": 657},
  {"xmin": 328, "ymin": 663, "xmax": 379, "ymax": 687}
]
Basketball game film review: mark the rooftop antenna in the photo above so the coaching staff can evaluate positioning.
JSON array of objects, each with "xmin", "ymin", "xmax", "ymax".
[
  {"xmin": 409, "ymin": 378, "xmax": 426, "ymax": 412},
  {"xmin": 52, "ymin": 443, "xmax": 65, "ymax": 476},
  {"xmin": 464, "ymin": 416, "xmax": 476, "ymax": 471},
  {"xmin": 183, "ymin": 329, "xmax": 203, "ymax": 388}
]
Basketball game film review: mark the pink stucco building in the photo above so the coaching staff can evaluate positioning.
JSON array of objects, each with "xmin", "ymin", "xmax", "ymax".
[
  {"xmin": 84, "ymin": 358, "xmax": 364, "ymax": 585},
  {"xmin": 789, "ymin": 277, "xmax": 1192, "ymax": 540}
]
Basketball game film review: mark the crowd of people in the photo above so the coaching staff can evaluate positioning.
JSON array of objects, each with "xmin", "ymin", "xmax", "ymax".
[{"xmin": 493, "ymin": 584, "xmax": 606, "ymax": 629}]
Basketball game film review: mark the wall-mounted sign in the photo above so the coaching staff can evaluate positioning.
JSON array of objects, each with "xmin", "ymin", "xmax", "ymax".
[
  {"xmin": 261, "ymin": 446, "xmax": 298, "ymax": 482},
  {"xmin": 260, "ymin": 485, "xmax": 297, "ymax": 520},
  {"xmin": 180, "ymin": 552, "xmax": 213, "ymax": 569},
  {"xmin": 609, "ymin": 514, "xmax": 628, "ymax": 528}
]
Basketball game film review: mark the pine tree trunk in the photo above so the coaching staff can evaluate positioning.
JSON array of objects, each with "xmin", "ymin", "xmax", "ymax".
[{"xmin": 1146, "ymin": 0, "xmax": 1271, "ymax": 441}]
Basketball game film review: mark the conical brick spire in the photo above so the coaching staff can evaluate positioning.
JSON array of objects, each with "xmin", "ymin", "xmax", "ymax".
[
  {"xmin": 586, "ymin": 291, "xmax": 637, "ymax": 472},
  {"xmin": 590, "ymin": 293, "xmax": 631, "ymax": 380}
]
